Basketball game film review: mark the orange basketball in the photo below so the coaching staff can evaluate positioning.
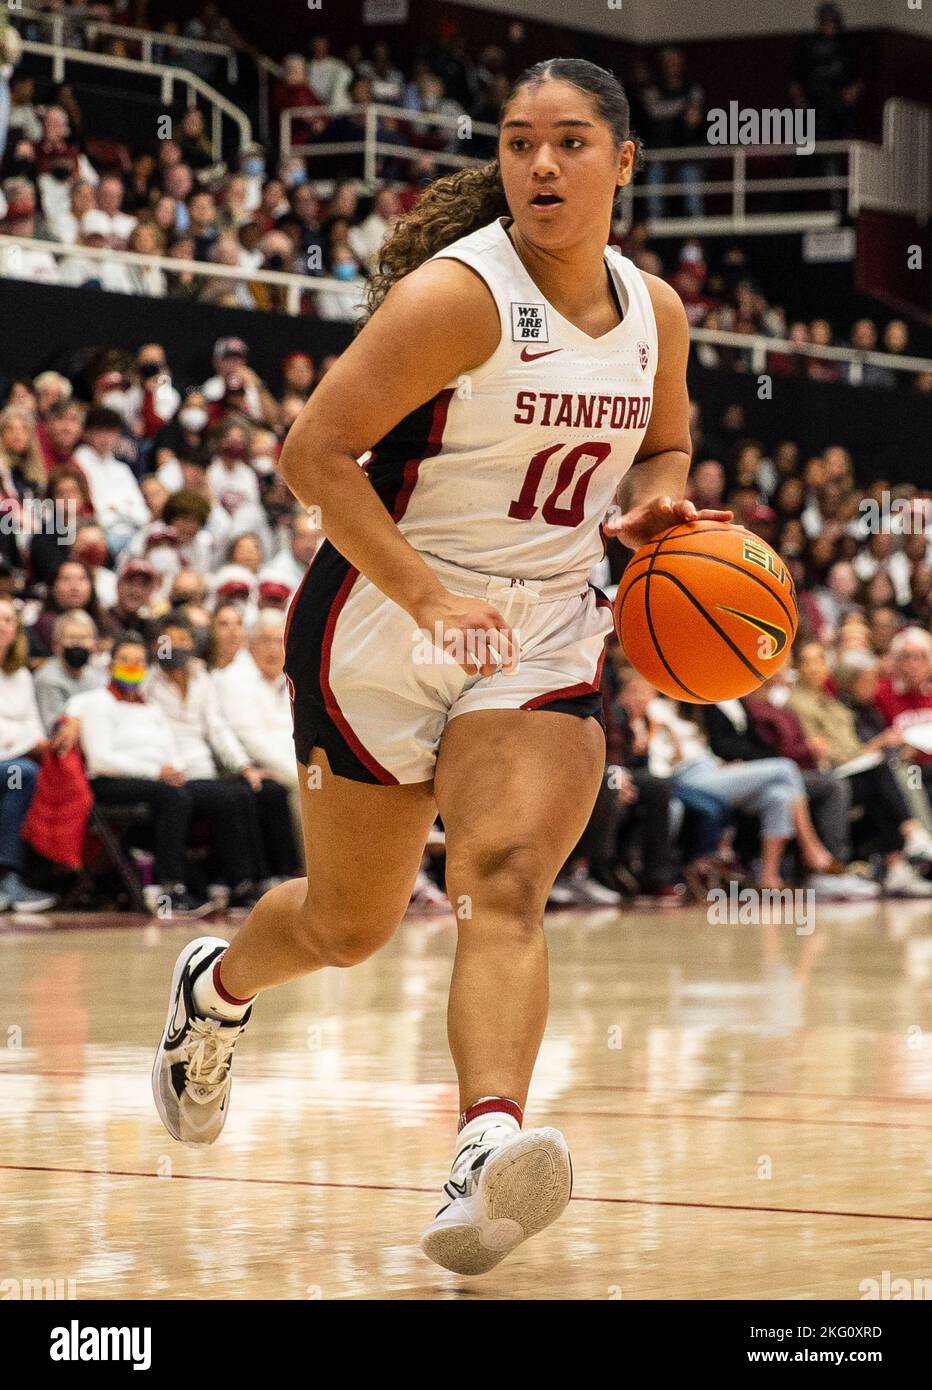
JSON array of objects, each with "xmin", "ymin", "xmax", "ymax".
[{"xmin": 613, "ymin": 521, "xmax": 798, "ymax": 702}]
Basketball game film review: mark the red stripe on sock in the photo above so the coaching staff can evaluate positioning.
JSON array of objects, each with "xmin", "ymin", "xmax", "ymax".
[
  {"xmin": 213, "ymin": 957, "xmax": 255, "ymax": 1007},
  {"xmin": 458, "ymin": 1097, "xmax": 523, "ymax": 1133}
]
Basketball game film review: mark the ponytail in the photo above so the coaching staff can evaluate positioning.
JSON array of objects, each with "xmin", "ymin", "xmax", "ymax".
[{"xmin": 361, "ymin": 162, "xmax": 508, "ymax": 327}]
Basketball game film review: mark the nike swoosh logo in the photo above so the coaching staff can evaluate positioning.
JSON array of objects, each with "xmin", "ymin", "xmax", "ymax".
[
  {"xmin": 520, "ymin": 346, "xmax": 562, "ymax": 362},
  {"xmin": 717, "ymin": 605, "xmax": 788, "ymax": 658}
]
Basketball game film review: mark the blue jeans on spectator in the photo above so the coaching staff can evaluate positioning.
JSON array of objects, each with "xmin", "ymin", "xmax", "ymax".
[
  {"xmin": 645, "ymin": 159, "xmax": 704, "ymax": 219},
  {"xmin": 670, "ymin": 781, "xmax": 731, "ymax": 854},
  {"xmin": 0, "ymin": 757, "xmax": 39, "ymax": 873},
  {"xmin": 674, "ymin": 755, "xmax": 803, "ymax": 841}
]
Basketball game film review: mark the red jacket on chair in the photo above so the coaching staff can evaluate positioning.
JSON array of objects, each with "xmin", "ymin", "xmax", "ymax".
[{"xmin": 21, "ymin": 746, "xmax": 94, "ymax": 871}]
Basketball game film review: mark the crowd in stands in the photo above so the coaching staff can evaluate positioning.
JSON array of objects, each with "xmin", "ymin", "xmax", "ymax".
[
  {"xmin": 0, "ymin": 5, "xmax": 929, "ymax": 918},
  {"xmin": 4, "ymin": 0, "xmax": 925, "ymax": 382},
  {"xmin": 0, "ymin": 330, "xmax": 931, "ymax": 917}
]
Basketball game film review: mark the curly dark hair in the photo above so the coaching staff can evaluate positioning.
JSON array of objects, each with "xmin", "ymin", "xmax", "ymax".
[{"xmin": 360, "ymin": 58, "xmax": 644, "ymax": 328}]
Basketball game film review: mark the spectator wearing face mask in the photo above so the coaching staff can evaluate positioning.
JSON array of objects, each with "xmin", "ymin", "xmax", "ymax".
[
  {"xmin": 238, "ymin": 145, "xmax": 266, "ymax": 213},
  {"xmin": 315, "ymin": 246, "xmax": 365, "ymax": 322},
  {"xmin": 152, "ymin": 390, "xmax": 209, "ymax": 479},
  {"xmin": 206, "ymin": 422, "xmax": 259, "ymax": 514},
  {"xmin": 72, "ymin": 521, "xmax": 117, "ymax": 607},
  {"xmin": 34, "ymin": 105, "xmax": 99, "ymax": 230},
  {"xmin": 123, "ymin": 345, "xmax": 181, "ymax": 443},
  {"xmin": 34, "ymin": 608, "xmax": 106, "ymax": 733}
]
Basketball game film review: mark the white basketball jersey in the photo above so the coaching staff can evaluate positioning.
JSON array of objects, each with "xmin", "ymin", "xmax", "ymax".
[{"xmin": 362, "ymin": 215, "xmax": 658, "ymax": 584}]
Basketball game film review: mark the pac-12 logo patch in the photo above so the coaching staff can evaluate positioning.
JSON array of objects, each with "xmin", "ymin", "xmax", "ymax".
[
  {"xmin": 637, "ymin": 340, "xmax": 650, "ymax": 372},
  {"xmin": 511, "ymin": 302, "xmax": 549, "ymax": 342}
]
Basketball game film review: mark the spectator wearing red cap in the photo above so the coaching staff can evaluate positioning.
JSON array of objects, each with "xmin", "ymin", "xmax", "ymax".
[
  {"xmin": 201, "ymin": 338, "xmax": 276, "ymax": 423},
  {"xmin": 210, "ymin": 564, "xmax": 258, "ymax": 624},
  {"xmin": 257, "ymin": 579, "xmax": 291, "ymax": 609},
  {"xmin": 98, "ymin": 559, "xmax": 158, "ymax": 646}
]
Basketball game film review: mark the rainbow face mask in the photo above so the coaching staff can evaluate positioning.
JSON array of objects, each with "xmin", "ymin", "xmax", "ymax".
[{"xmin": 111, "ymin": 662, "xmax": 146, "ymax": 688}]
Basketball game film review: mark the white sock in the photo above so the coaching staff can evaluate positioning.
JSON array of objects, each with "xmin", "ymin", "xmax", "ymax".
[
  {"xmin": 455, "ymin": 1110, "xmax": 520, "ymax": 1159},
  {"xmin": 192, "ymin": 953, "xmax": 255, "ymax": 1023}
]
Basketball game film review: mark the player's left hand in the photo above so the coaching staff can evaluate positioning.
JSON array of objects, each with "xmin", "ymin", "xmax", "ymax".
[{"xmin": 603, "ymin": 495, "xmax": 733, "ymax": 550}]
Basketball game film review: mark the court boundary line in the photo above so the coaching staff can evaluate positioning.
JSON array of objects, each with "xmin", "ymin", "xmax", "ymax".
[{"xmin": 1, "ymin": 1162, "xmax": 929, "ymax": 1223}]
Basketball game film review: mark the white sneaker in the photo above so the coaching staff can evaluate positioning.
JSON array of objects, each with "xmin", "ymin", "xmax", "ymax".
[
  {"xmin": 903, "ymin": 827, "xmax": 932, "ymax": 863},
  {"xmin": 807, "ymin": 871, "xmax": 881, "ymax": 900},
  {"xmin": 152, "ymin": 936, "xmax": 250, "ymax": 1145},
  {"xmin": 421, "ymin": 1124, "xmax": 573, "ymax": 1275},
  {"xmin": 566, "ymin": 869, "xmax": 622, "ymax": 905},
  {"xmin": 549, "ymin": 869, "xmax": 621, "ymax": 908},
  {"xmin": 885, "ymin": 859, "xmax": 932, "ymax": 898}
]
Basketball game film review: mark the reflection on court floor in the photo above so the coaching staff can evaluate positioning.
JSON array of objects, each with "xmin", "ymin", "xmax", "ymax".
[{"xmin": 1, "ymin": 901, "xmax": 930, "ymax": 1300}]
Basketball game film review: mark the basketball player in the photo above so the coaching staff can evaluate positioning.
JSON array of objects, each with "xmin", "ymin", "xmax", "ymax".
[{"xmin": 154, "ymin": 59, "xmax": 731, "ymax": 1275}]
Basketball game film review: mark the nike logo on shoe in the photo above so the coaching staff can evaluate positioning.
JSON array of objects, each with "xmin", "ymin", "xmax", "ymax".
[{"xmin": 520, "ymin": 347, "xmax": 562, "ymax": 362}]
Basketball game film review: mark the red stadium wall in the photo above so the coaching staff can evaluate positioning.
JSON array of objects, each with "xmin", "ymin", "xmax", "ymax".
[{"xmin": 856, "ymin": 211, "xmax": 932, "ymax": 327}]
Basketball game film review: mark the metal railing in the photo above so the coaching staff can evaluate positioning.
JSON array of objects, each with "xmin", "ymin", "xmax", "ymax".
[
  {"xmin": 281, "ymin": 102, "xmax": 498, "ymax": 181},
  {"xmin": 17, "ymin": 40, "xmax": 252, "ymax": 161},
  {"xmin": 0, "ymin": 233, "xmax": 360, "ymax": 318},
  {"xmin": 12, "ymin": 4, "xmax": 240, "ymax": 83},
  {"xmin": 620, "ymin": 138, "xmax": 855, "ymax": 236},
  {"xmin": 281, "ymin": 102, "xmax": 857, "ymax": 230},
  {"xmin": 690, "ymin": 325, "xmax": 930, "ymax": 384},
  {"xmin": 2, "ymin": 237, "xmax": 929, "ymax": 386}
]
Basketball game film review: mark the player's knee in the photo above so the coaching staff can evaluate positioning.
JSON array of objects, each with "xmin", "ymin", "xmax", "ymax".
[
  {"xmin": 293, "ymin": 905, "xmax": 398, "ymax": 969},
  {"xmin": 447, "ymin": 839, "xmax": 550, "ymax": 922}
]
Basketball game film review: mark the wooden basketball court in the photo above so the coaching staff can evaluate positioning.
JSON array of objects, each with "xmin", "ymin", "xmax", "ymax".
[{"xmin": 2, "ymin": 901, "xmax": 930, "ymax": 1300}]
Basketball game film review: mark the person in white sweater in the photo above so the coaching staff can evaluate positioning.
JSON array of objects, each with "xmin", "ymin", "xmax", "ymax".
[
  {"xmin": 70, "ymin": 629, "xmax": 288, "ymax": 914},
  {"xmin": 212, "ymin": 610, "xmax": 303, "ymax": 866},
  {"xmin": 0, "ymin": 598, "xmax": 57, "ymax": 912},
  {"xmin": 73, "ymin": 407, "xmax": 149, "ymax": 556},
  {"xmin": 145, "ymin": 613, "xmax": 298, "ymax": 904}
]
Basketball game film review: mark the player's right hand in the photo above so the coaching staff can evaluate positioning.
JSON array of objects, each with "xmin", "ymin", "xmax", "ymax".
[{"xmin": 411, "ymin": 590, "xmax": 521, "ymax": 678}]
